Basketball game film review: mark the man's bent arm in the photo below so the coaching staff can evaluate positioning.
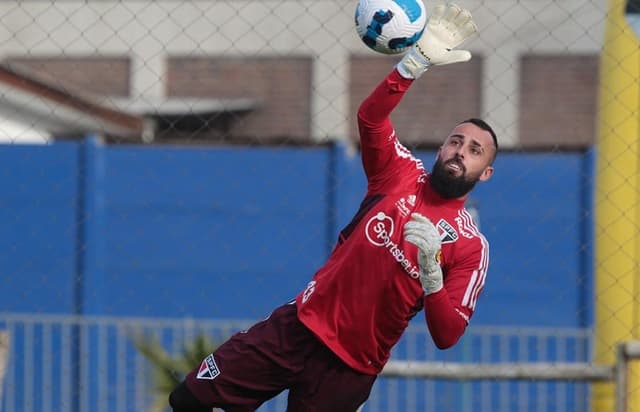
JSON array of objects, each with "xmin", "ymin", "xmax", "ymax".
[
  {"xmin": 424, "ymin": 241, "xmax": 488, "ymax": 349},
  {"xmin": 423, "ymin": 289, "xmax": 468, "ymax": 349}
]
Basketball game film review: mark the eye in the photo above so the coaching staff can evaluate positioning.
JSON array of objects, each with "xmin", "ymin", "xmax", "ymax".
[{"xmin": 470, "ymin": 146, "xmax": 482, "ymax": 155}]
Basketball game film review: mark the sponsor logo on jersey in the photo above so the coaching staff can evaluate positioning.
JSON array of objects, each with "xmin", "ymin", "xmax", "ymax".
[
  {"xmin": 407, "ymin": 195, "xmax": 416, "ymax": 206},
  {"xmin": 437, "ymin": 219, "xmax": 458, "ymax": 244},
  {"xmin": 454, "ymin": 216, "xmax": 474, "ymax": 239},
  {"xmin": 365, "ymin": 212, "xmax": 420, "ymax": 279},
  {"xmin": 196, "ymin": 354, "xmax": 220, "ymax": 380}
]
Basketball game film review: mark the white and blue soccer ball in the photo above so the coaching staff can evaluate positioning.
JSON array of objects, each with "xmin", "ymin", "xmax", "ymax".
[{"xmin": 355, "ymin": 0, "xmax": 428, "ymax": 55}]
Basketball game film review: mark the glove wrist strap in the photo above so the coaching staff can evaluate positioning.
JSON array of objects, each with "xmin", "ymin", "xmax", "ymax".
[{"xmin": 396, "ymin": 46, "xmax": 431, "ymax": 80}]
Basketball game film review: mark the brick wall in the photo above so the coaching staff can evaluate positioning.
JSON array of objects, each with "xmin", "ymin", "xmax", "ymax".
[
  {"xmin": 5, "ymin": 56, "xmax": 131, "ymax": 97},
  {"xmin": 166, "ymin": 56, "xmax": 312, "ymax": 144},
  {"xmin": 2, "ymin": 54, "xmax": 599, "ymax": 148},
  {"xmin": 349, "ymin": 55, "xmax": 483, "ymax": 148},
  {"xmin": 519, "ymin": 54, "xmax": 599, "ymax": 148}
]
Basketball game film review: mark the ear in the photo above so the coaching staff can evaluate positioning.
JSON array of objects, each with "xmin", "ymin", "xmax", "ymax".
[
  {"xmin": 435, "ymin": 146, "xmax": 443, "ymax": 160},
  {"xmin": 479, "ymin": 165, "xmax": 494, "ymax": 182}
]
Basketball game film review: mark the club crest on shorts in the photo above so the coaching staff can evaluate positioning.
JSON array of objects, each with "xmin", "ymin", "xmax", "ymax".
[{"xmin": 196, "ymin": 354, "xmax": 220, "ymax": 380}]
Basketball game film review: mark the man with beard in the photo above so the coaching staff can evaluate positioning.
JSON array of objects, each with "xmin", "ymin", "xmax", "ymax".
[{"xmin": 169, "ymin": 4, "xmax": 497, "ymax": 412}]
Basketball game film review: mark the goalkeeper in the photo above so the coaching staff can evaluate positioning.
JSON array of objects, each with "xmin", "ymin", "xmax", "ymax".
[{"xmin": 170, "ymin": 3, "xmax": 498, "ymax": 411}]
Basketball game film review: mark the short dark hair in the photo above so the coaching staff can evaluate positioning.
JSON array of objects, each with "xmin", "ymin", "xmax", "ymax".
[{"xmin": 459, "ymin": 118, "xmax": 498, "ymax": 161}]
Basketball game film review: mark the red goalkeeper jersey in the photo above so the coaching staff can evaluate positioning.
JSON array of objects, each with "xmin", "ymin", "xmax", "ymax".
[{"xmin": 295, "ymin": 69, "xmax": 489, "ymax": 375}]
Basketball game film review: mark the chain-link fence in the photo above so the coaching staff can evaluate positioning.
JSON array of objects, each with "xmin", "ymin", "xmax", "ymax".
[
  {"xmin": 0, "ymin": 0, "xmax": 606, "ymax": 147},
  {"xmin": 2, "ymin": 1, "xmax": 639, "ymax": 411}
]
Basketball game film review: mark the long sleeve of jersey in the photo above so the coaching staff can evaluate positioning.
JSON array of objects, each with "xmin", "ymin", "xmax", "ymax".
[
  {"xmin": 357, "ymin": 69, "xmax": 414, "ymax": 184},
  {"xmin": 424, "ymin": 287, "xmax": 468, "ymax": 349},
  {"xmin": 423, "ymin": 218, "xmax": 488, "ymax": 349}
]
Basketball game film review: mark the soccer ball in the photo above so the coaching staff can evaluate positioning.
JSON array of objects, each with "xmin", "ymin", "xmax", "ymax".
[{"xmin": 355, "ymin": 0, "xmax": 428, "ymax": 55}]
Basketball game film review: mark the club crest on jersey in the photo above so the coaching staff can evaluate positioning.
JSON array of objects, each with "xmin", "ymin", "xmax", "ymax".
[
  {"xmin": 196, "ymin": 354, "xmax": 220, "ymax": 380},
  {"xmin": 437, "ymin": 219, "xmax": 458, "ymax": 244}
]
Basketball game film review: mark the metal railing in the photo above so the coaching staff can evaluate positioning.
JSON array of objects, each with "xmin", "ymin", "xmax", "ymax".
[
  {"xmin": 0, "ymin": 312, "xmax": 599, "ymax": 412},
  {"xmin": 381, "ymin": 341, "xmax": 640, "ymax": 412}
]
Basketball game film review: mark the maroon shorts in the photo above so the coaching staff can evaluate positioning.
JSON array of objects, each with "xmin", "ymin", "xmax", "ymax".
[{"xmin": 185, "ymin": 302, "xmax": 377, "ymax": 412}]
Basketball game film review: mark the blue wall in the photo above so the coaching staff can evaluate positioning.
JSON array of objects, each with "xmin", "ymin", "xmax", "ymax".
[
  {"xmin": 0, "ymin": 139, "xmax": 594, "ymax": 327},
  {"xmin": 0, "ymin": 143, "xmax": 79, "ymax": 314}
]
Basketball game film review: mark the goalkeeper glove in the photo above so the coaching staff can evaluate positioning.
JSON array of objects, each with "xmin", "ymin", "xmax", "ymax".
[
  {"xmin": 397, "ymin": 3, "xmax": 478, "ymax": 79},
  {"xmin": 404, "ymin": 213, "xmax": 444, "ymax": 295}
]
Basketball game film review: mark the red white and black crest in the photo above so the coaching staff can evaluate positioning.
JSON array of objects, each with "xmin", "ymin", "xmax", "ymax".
[{"xmin": 196, "ymin": 354, "xmax": 220, "ymax": 380}]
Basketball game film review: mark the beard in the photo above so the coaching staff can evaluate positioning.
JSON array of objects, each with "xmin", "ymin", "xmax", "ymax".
[{"xmin": 429, "ymin": 157, "xmax": 479, "ymax": 199}]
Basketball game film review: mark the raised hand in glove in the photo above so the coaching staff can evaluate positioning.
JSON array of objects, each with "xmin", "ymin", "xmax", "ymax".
[
  {"xmin": 404, "ymin": 213, "xmax": 444, "ymax": 295},
  {"xmin": 397, "ymin": 3, "xmax": 478, "ymax": 79}
]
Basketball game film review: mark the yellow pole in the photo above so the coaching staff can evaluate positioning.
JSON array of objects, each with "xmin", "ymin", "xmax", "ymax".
[{"xmin": 594, "ymin": 0, "xmax": 640, "ymax": 410}]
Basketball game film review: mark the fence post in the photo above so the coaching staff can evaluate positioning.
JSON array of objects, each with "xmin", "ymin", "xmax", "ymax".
[
  {"xmin": 616, "ymin": 342, "xmax": 628, "ymax": 412},
  {"xmin": 0, "ymin": 331, "xmax": 9, "ymax": 406},
  {"xmin": 616, "ymin": 341, "xmax": 640, "ymax": 412},
  {"xmin": 73, "ymin": 135, "xmax": 106, "ymax": 412}
]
